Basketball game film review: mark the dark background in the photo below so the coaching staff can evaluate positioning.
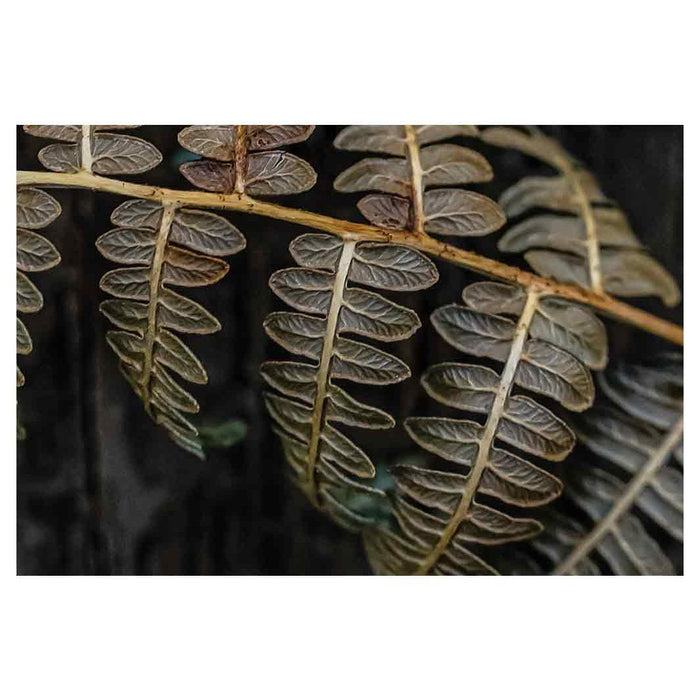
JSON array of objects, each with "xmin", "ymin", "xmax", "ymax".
[{"xmin": 16, "ymin": 126, "xmax": 683, "ymax": 575}]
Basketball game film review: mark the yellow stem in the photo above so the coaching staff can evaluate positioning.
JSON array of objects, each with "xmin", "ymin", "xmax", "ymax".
[
  {"xmin": 16, "ymin": 169, "xmax": 683, "ymax": 346},
  {"xmin": 139, "ymin": 201, "xmax": 176, "ymax": 411},
  {"xmin": 305, "ymin": 241, "xmax": 356, "ymax": 503}
]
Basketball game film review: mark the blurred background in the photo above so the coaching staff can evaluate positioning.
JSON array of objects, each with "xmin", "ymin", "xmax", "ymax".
[{"xmin": 16, "ymin": 126, "xmax": 683, "ymax": 575}]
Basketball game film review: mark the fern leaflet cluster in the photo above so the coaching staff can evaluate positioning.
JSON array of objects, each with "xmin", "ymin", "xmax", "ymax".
[
  {"xmin": 479, "ymin": 127, "xmax": 680, "ymax": 305},
  {"xmin": 364, "ymin": 280, "xmax": 607, "ymax": 574},
  {"xmin": 534, "ymin": 354, "xmax": 684, "ymax": 575},
  {"xmin": 16, "ymin": 187, "xmax": 62, "ymax": 388},
  {"xmin": 97, "ymin": 200, "xmax": 246, "ymax": 458},
  {"xmin": 334, "ymin": 125, "xmax": 505, "ymax": 237},
  {"xmin": 262, "ymin": 234, "xmax": 438, "ymax": 519},
  {"xmin": 23, "ymin": 125, "xmax": 162, "ymax": 175},
  {"xmin": 178, "ymin": 125, "xmax": 316, "ymax": 195}
]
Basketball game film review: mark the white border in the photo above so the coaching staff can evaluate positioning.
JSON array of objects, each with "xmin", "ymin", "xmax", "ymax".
[{"xmin": 2, "ymin": 2, "xmax": 695, "ymax": 699}]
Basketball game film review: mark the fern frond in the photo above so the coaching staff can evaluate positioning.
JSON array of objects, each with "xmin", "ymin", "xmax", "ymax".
[
  {"xmin": 16, "ymin": 187, "xmax": 62, "ymax": 388},
  {"xmin": 97, "ymin": 200, "xmax": 246, "ymax": 458},
  {"xmin": 479, "ymin": 127, "xmax": 680, "ymax": 306},
  {"xmin": 262, "ymin": 233, "xmax": 438, "ymax": 517},
  {"xmin": 542, "ymin": 354, "xmax": 683, "ymax": 575},
  {"xmin": 334, "ymin": 125, "xmax": 505, "ymax": 237},
  {"xmin": 366, "ymin": 280, "xmax": 608, "ymax": 575},
  {"xmin": 178, "ymin": 125, "xmax": 316, "ymax": 195}
]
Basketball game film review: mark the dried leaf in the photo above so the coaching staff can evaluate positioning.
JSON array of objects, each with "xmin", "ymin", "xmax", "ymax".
[
  {"xmin": 155, "ymin": 329, "xmax": 207, "ymax": 384},
  {"xmin": 100, "ymin": 267, "xmax": 150, "ymax": 300},
  {"xmin": 245, "ymin": 151, "xmax": 317, "ymax": 196},
  {"xmin": 461, "ymin": 281, "xmax": 527, "ymax": 315},
  {"xmin": 290, "ymin": 233, "xmax": 344, "ymax": 270},
  {"xmin": 405, "ymin": 417, "xmax": 480, "ymax": 467},
  {"xmin": 334, "ymin": 126, "xmax": 407, "ymax": 155},
  {"xmin": 530, "ymin": 296, "xmax": 607, "ymax": 369},
  {"xmin": 423, "ymin": 188, "xmax": 506, "ymax": 237},
  {"xmin": 357, "ymin": 194, "xmax": 411, "ymax": 229},
  {"xmin": 171, "ymin": 209, "xmax": 246, "ymax": 255},
  {"xmin": 518, "ymin": 339, "xmax": 594, "ymax": 411},
  {"xmin": 17, "ymin": 271, "xmax": 43, "ymax": 313},
  {"xmin": 482, "ymin": 448, "xmax": 562, "ymax": 507},
  {"xmin": 333, "ymin": 157, "xmax": 410, "ymax": 196},
  {"xmin": 456, "ymin": 503, "xmax": 542, "ymax": 545},
  {"xmin": 23, "ymin": 125, "xmax": 81, "ymax": 141},
  {"xmin": 38, "ymin": 143, "xmax": 80, "ymax": 172},
  {"xmin": 99, "ymin": 299, "xmax": 147, "ymax": 334},
  {"xmin": 163, "ymin": 246, "xmax": 229, "ymax": 287},
  {"xmin": 16, "ymin": 229, "xmax": 61, "ymax": 272},
  {"xmin": 247, "ymin": 125, "xmax": 314, "ymax": 150},
  {"xmin": 178, "ymin": 126, "xmax": 237, "ymax": 160},
  {"xmin": 351, "ymin": 243, "xmax": 438, "ymax": 291},
  {"xmin": 264, "ymin": 312, "xmax": 324, "ymax": 360},
  {"xmin": 95, "ymin": 228, "xmax": 156, "ymax": 265},
  {"xmin": 158, "ymin": 289, "xmax": 221, "ymax": 334},
  {"xmin": 332, "ymin": 338, "xmax": 410, "ymax": 384},
  {"xmin": 180, "ymin": 160, "xmax": 236, "ymax": 192},
  {"xmin": 17, "ymin": 188, "xmax": 61, "ymax": 229},
  {"xmin": 91, "ymin": 133, "xmax": 162, "ymax": 175},
  {"xmin": 339, "ymin": 289, "xmax": 420, "ymax": 341},
  {"xmin": 420, "ymin": 144, "xmax": 493, "ymax": 186},
  {"xmin": 111, "ymin": 199, "xmax": 163, "ymax": 229},
  {"xmin": 17, "ymin": 318, "xmax": 32, "ymax": 355}
]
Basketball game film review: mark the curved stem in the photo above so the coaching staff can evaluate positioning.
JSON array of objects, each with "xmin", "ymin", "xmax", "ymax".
[
  {"xmin": 139, "ymin": 201, "xmax": 176, "ymax": 412},
  {"xmin": 414, "ymin": 287, "xmax": 541, "ymax": 574},
  {"xmin": 554, "ymin": 416, "xmax": 684, "ymax": 575},
  {"xmin": 305, "ymin": 241, "xmax": 356, "ymax": 502},
  {"xmin": 16, "ymin": 170, "xmax": 683, "ymax": 346},
  {"xmin": 558, "ymin": 159, "xmax": 603, "ymax": 293}
]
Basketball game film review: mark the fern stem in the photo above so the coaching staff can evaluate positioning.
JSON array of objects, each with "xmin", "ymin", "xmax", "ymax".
[
  {"xmin": 139, "ymin": 201, "xmax": 176, "ymax": 412},
  {"xmin": 305, "ymin": 241, "xmax": 356, "ymax": 503},
  {"xmin": 553, "ymin": 416, "xmax": 684, "ymax": 575},
  {"xmin": 15, "ymin": 170, "xmax": 683, "ymax": 346},
  {"xmin": 80, "ymin": 125, "xmax": 93, "ymax": 172},
  {"xmin": 414, "ymin": 287, "xmax": 541, "ymax": 574},
  {"xmin": 234, "ymin": 125, "xmax": 247, "ymax": 195},
  {"xmin": 559, "ymin": 161, "xmax": 604, "ymax": 293},
  {"xmin": 404, "ymin": 125, "xmax": 425, "ymax": 233}
]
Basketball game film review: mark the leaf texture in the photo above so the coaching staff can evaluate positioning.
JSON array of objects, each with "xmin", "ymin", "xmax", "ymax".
[
  {"xmin": 262, "ymin": 232, "xmax": 436, "ymax": 514},
  {"xmin": 178, "ymin": 125, "xmax": 316, "ymax": 196},
  {"xmin": 368, "ymin": 280, "xmax": 605, "ymax": 575},
  {"xmin": 546, "ymin": 355, "xmax": 683, "ymax": 575},
  {"xmin": 480, "ymin": 126, "xmax": 680, "ymax": 306},
  {"xmin": 97, "ymin": 199, "xmax": 246, "ymax": 457},
  {"xmin": 16, "ymin": 188, "xmax": 62, "ymax": 388},
  {"xmin": 334, "ymin": 125, "xmax": 505, "ymax": 238},
  {"xmin": 24, "ymin": 125, "xmax": 162, "ymax": 175}
]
